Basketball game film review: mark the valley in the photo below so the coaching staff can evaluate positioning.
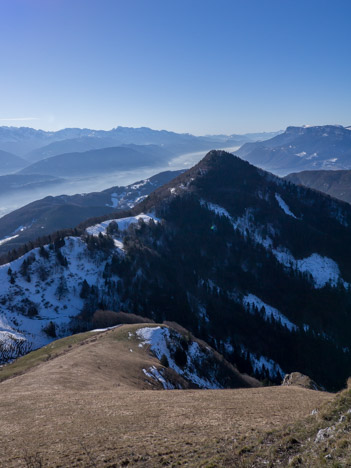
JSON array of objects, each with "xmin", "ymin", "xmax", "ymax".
[{"xmin": 0, "ymin": 146, "xmax": 239, "ymax": 218}]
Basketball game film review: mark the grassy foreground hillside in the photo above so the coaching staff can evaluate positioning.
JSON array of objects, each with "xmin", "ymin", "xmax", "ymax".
[{"xmin": 0, "ymin": 324, "xmax": 335, "ymax": 467}]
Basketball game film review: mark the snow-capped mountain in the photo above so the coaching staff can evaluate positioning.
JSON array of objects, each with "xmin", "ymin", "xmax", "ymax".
[
  {"xmin": 0, "ymin": 125, "xmax": 278, "ymax": 162},
  {"xmin": 0, "ymin": 125, "xmax": 246, "ymax": 162},
  {"xmin": 1, "ymin": 150, "xmax": 351, "ymax": 390},
  {"xmin": 237, "ymin": 125, "xmax": 351, "ymax": 175},
  {"xmin": 0, "ymin": 126, "xmax": 94, "ymax": 157}
]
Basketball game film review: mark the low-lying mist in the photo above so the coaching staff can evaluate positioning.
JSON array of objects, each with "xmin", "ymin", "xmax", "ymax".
[{"xmin": 0, "ymin": 147, "xmax": 239, "ymax": 219}]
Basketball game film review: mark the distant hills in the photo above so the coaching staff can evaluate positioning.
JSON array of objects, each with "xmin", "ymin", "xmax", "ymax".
[
  {"xmin": 19, "ymin": 145, "xmax": 176, "ymax": 177},
  {"xmin": 0, "ymin": 173, "xmax": 63, "ymax": 195},
  {"xmin": 0, "ymin": 170, "xmax": 183, "ymax": 254},
  {"xmin": 0, "ymin": 149, "xmax": 28, "ymax": 175},
  {"xmin": 285, "ymin": 169, "xmax": 351, "ymax": 204},
  {"xmin": 236, "ymin": 125, "xmax": 351, "ymax": 175}
]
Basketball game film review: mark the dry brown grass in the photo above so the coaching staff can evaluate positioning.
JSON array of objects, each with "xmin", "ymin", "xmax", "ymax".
[{"xmin": 0, "ymin": 325, "xmax": 333, "ymax": 467}]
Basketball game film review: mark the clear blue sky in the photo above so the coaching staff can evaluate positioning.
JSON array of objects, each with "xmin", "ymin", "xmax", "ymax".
[{"xmin": 0, "ymin": 0, "xmax": 350, "ymax": 134}]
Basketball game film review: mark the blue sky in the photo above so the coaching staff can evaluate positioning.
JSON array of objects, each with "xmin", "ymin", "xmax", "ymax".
[{"xmin": 0, "ymin": 0, "xmax": 350, "ymax": 134}]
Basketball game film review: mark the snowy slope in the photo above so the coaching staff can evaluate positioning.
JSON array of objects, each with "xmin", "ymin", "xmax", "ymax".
[
  {"xmin": 0, "ymin": 237, "xmax": 107, "ymax": 350},
  {"xmin": 0, "ymin": 213, "xmax": 158, "ymax": 352},
  {"xmin": 243, "ymin": 294, "xmax": 298, "ymax": 331},
  {"xmin": 86, "ymin": 213, "xmax": 159, "ymax": 236},
  {"xmin": 204, "ymin": 201, "xmax": 348, "ymax": 289},
  {"xmin": 136, "ymin": 326, "xmax": 223, "ymax": 389}
]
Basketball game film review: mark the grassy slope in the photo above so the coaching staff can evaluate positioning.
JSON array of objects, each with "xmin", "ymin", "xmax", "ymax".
[
  {"xmin": 0, "ymin": 330, "xmax": 93, "ymax": 383},
  {"xmin": 0, "ymin": 324, "xmax": 171, "ymax": 391},
  {"xmin": 0, "ymin": 324, "xmax": 334, "ymax": 467},
  {"xmin": 233, "ymin": 382, "xmax": 351, "ymax": 467}
]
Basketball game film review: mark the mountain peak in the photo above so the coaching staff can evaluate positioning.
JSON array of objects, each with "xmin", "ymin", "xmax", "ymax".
[{"xmin": 134, "ymin": 150, "xmax": 260, "ymax": 213}]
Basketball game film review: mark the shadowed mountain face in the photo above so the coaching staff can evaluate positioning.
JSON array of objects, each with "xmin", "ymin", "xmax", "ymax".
[
  {"xmin": 2, "ymin": 151, "xmax": 351, "ymax": 390},
  {"xmin": 18, "ymin": 145, "xmax": 176, "ymax": 177},
  {"xmin": 0, "ymin": 170, "xmax": 184, "ymax": 255},
  {"xmin": 285, "ymin": 169, "xmax": 351, "ymax": 204},
  {"xmin": 0, "ymin": 149, "xmax": 28, "ymax": 174},
  {"xmin": 237, "ymin": 125, "xmax": 351, "ymax": 175}
]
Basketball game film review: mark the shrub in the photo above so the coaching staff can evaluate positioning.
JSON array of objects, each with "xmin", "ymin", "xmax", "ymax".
[
  {"xmin": 43, "ymin": 321, "xmax": 57, "ymax": 338},
  {"xmin": 106, "ymin": 221, "xmax": 119, "ymax": 236},
  {"xmin": 173, "ymin": 346, "xmax": 187, "ymax": 368},
  {"xmin": 92, "ymin": 310, "xmax": 120, "ymax": 329},
  {"xmin": 27, "ymin": 305, "xmax": 38, "ymax": 317},
  {"xmin": 160, "ymin": 354, "xmax": 169, "ymax": 367}
]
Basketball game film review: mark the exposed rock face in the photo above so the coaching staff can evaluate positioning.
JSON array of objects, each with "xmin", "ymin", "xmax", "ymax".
[{"xmin": 282, "ymin": 372, "xmax": 322, "ymax": 391}]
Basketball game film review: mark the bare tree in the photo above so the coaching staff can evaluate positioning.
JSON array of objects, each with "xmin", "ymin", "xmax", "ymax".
[{"xmin": 0, "ymin": 336, "xmax": 32, "ymax": 364}]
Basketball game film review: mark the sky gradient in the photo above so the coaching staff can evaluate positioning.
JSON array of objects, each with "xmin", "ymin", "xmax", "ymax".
[{"xmin": 1, "ymin": 0, "xmax": 350, "ymax": 134}]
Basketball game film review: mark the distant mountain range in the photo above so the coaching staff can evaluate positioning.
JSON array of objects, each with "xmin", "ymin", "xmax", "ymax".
[
  {"xmin": 2, "ymin": 151, "xmax": 351, "ymax": 390},
  {"xmin": 236, "ymin": 125, "xmax": 351, "ymax": 175},
  {"xmin": 4, "ymin": 124, "xmax": 351, "ymax": 180},
  {"xmin": 285, "ymin": 169, "xmax": 351, "ymax": 204},
  {"xmin": 0, "ymin": 170, "xmax": 183, "ymax": 255},
  {"xmin": 0, "ymin": 125, "xmax": 280, "ymax": 163}
]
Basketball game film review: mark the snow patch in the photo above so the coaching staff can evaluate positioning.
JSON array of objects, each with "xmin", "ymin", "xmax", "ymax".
[
  {"xmin": 250, "ymin": 354, "xmax": 284, "ymax": 378},
  {"xmin": 201, "ymin": 200, "xmax": 233, "ymax": 221},
  {"xmin": 89, "ymin": 325, "xmax": 120, "ymax": 333},
  {"xmin": 136, "ymin": 326, "xmax": 222, "ymax": 389},
  {"xmin": 243, "ymin": 294, "xmax": 297, "ymax": 331},
  {"xmin": 130, "ymin": 180, "xmax": 148, "ymax": 190},
  {"xmin": 142, "ymin": 366, "xmax": 175, "ymax": 389},
  {"xmin": 86, "ymin": 213, "xmax": 159, "ymax": 237},
  {"xmin": 297, "ymin": 254, "xmax": 346, "ymax": 288},
  {"xmin": 275, "ymin": 193, "xmax": 297, "ymax": 219},
  {"xmin": 0, "ymin": 234, "xmax": 19, "ymax": 247},
  {"xmin": 107, "ymin": 192, "xmax": 120, "ymax": 208}
]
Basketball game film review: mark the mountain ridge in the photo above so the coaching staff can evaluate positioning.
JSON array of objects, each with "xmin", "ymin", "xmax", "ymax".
[
  {"xmin": 1, "ymin": 151, "xmax": 351, "ymax": 390},
  {"xmin": 285, "ymin": 169, "xmax": 351, "ymax": 205},
  {"xmin": 0, "ymin": 169, "xmax": 184, "ymax": 255},
  {"xmin": 0, "ymin": 124, "xmax": 279, "ymax": 161},
  {"xmin": 237, "ymin": 124, "xmax": 351, "ymax": 175}
]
